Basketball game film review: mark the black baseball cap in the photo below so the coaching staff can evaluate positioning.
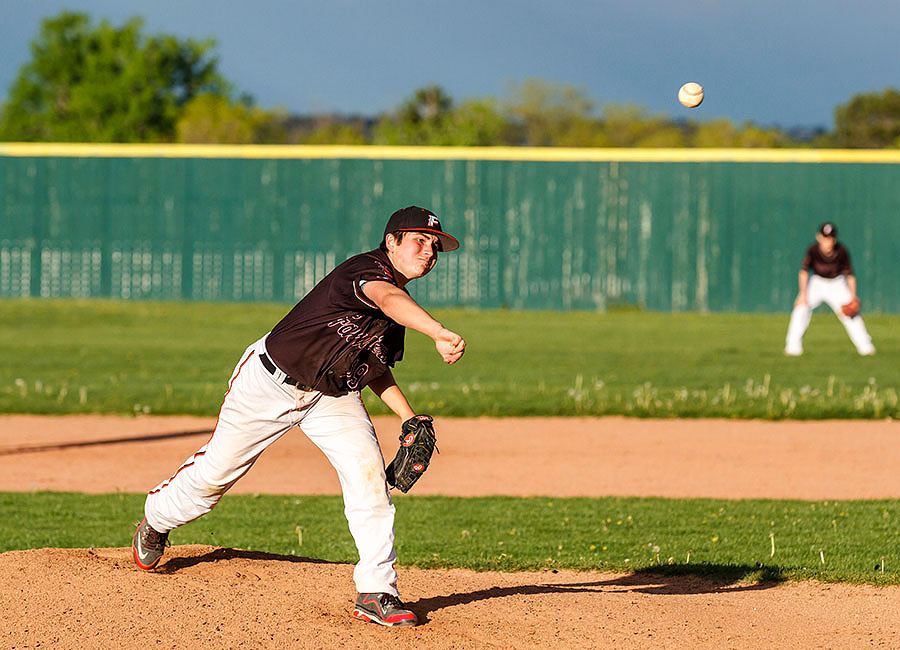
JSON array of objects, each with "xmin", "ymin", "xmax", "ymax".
[
  {"xmin": 818, "ymin": 222, "xmax": 838, "ymax": 237},
  {"xmin": 383, "ymin": 206, "xmax": 459, "ymax": 252}
]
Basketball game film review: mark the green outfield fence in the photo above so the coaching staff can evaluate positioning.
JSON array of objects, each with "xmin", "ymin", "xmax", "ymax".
[{"xmin": 1, "ymin": 144, "xmax": 899, "ymax": 312}]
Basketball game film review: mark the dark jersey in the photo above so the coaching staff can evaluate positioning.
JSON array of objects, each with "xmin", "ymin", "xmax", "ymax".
[
  {"xmin": 265, "ymin": 249, "xmax": 406, "ymax": 396},
  {"xmin": 802, "ymin": 242, "xmax": 853, "ymax": 279}
]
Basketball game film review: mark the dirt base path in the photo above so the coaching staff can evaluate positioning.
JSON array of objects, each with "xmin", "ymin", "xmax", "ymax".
[
  {"xmin": 2, "ymin": 415, "xmax": 900, "ymax": 649},
  {"xmin": 3, "ymin": 414, "xmax": 900, "ymax": 499}
]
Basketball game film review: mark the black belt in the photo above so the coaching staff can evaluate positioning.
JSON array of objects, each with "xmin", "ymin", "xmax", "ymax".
[{"xmin": 259, "ymin": 353, "xmax": 312, "ymax": 391}]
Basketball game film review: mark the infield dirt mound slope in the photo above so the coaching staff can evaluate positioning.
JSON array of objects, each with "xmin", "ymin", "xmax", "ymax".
[
  {"xmin": 2, "ymin": 545, "xmax": 900, "ymax": 650},
  {"xmin": 2, "ymin": 415, "xmax": 900, "ymax": 649}
]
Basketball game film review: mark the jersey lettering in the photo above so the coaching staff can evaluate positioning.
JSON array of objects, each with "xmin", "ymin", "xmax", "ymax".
[
  {"xmin": 327, "ymin": 316, "xmax": 389, "ymax": 363},
  {"xmin": 344, "ymin": 361, "xmax": 369, "ymax": 391},
  {"xmin": 264, "ymin": 249, "xmax": 405, "ymax": 396}
]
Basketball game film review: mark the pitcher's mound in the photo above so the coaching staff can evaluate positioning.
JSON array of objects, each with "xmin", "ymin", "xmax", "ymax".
[{"xmin": 2, "ymin": 545, "xmax": 900, "ymax": 649}]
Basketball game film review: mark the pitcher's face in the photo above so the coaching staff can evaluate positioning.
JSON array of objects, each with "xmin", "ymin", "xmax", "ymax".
[{"xmin": 386, "ymin": 232, "xmax": 439, "ymax": 282}]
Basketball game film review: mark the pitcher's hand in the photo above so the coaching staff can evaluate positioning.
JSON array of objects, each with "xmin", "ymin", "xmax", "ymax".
[{"xmin": 435, "ymin": 328, "xmax": 465, "ymax": 364}]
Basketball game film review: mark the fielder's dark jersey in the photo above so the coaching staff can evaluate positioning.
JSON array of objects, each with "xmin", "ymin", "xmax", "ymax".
[
  {"xmin": 801, "ymin": 242, "xmax": 853, "ymax": 278},
  {"xmin": 265, "ymin": 248, "xmax": 406, "ymax": 396}
]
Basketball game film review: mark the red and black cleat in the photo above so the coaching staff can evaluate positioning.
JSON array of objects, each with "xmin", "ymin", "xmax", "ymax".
[
  {"xmin": 132, "ymin": 517, "xmax": 169, "ymax": 570},
  {"xmin": 352, "ymin": 592, "xmax": 418, "ymax": 627}
]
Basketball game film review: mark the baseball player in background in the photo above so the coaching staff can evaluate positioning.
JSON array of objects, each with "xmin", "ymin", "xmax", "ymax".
[
  {"xmin": 132, "ymin": 206, "xmax": 465, "ymax": 627},
  {"xmin": 784, "ymin": 221, "xmax": 875, "ymax": 356}
]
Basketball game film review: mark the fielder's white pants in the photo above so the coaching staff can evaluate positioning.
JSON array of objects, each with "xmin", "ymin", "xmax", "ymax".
[
  {"xmin": 144, "ymin": 334, "xmax": 399, "ymax": 596},
  {"xmin": 785, "ymin": 275, "xmax": 875, "ymax": 355}
]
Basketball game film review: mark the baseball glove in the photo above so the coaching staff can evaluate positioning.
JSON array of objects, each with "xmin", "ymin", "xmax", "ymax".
[
  {"xmin": 385, "ymin": 415, "xmax": 438, "ymax": 493},
  {"xmin": 841, "ymin": 297, "xmax": 861, "ymax": 318}
]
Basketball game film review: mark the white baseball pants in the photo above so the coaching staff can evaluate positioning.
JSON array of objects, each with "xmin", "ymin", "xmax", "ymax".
[
  {"xmin": 144, "ymin": 334, "xmax": 399, "ymax": 596},
  {"xmin": 785, "ymin": 275, "xmax": 875, "ymax": 355}
]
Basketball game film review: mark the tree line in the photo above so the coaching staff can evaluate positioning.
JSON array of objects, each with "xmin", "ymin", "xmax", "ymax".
[{"xmin": 2, "ymin": 11, "xmax": 899, "ymax": 149}]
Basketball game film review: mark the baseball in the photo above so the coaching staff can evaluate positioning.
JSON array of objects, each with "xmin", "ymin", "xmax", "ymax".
[{"xmin": 678, "ymin": 82, "xmax": 704, "ymax": 108}]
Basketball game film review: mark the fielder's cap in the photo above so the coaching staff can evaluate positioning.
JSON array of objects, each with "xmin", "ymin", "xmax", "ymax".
[
  {"xmin": 383, "ymin": 206, "xmax": 459, "ymax": 252},
  {"xmin": 818, "ymin": 222, "xmax": 838, "ymax": 237}
]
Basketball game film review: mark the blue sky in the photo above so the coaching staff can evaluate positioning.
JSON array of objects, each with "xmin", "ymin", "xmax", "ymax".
[{"xmin": 3, "ymin": 0, "xmax": 899, "ymax": 129}]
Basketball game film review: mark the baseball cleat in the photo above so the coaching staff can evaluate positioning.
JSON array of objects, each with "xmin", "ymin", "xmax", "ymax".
[
  {"xmin": 132, "ymin": 517, "xmax": 169, "ymax": 570},
  {"xmin": 352, "ymin": 592, "xmax": 418, "ymax": 627}
]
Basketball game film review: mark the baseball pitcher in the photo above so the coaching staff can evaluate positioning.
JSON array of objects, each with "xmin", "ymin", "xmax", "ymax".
[
  {"xmin": 784, "ymin": 221, "xmax": 875, "ymax": 356},
  {"xmin": 132, "ymin": 206, "xmax": 465, "ymax": 627}
]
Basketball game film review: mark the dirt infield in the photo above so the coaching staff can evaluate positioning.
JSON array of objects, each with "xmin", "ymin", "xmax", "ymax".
[{"xmin": 2, "ymin": 414, "xmax": 900, "ymax": 649}]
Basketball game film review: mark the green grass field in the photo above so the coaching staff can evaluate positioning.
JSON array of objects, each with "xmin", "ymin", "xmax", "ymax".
[
  {"xmin": 2, "ymin": 492, "xmax": 898, "ymax": 585},
  {"xmin": 2, "ymin": 298, "xmax": 898, "ymax": 587},
  {"xmin": 0, "ymin": 298, "xmax": 897, "ymax": 419}
]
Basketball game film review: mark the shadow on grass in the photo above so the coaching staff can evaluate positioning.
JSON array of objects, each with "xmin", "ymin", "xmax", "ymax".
[
  {"xmin": 629, "ymin": 561, "xmax": 787, "ymax": 585},
  {"xmin": 409, "ymin": 563, "xmax": 786, "ymax": 623},
  {"xmin": 159, "ymin": 546, "xmax": 341, "ymax": 573}
]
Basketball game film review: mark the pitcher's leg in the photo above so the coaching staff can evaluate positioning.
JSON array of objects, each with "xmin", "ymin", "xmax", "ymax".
[
  {"xmin": 300, "ymin": 393, "xmax": 398, "ymax": 596},
  {"xmin": 145, "ymin": 339, "xmax": 298, "ymax": 533}
]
